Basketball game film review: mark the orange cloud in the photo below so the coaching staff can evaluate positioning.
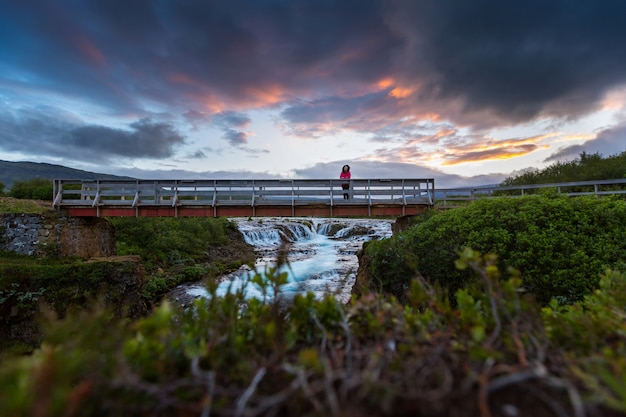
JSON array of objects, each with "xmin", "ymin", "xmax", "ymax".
[
  {"xmin": 168, "ymin": 71, "xmax": 289, "ymax": 112},
  {"xmin": 377, "ymin": 78, "xmax": 394, "ymax": 89},
  {"xmin": 374, "ymin": 77, "xmax": 416, "ymax": 98},
  {"xmin": 437, "ymin": 134, "xmax": 554, "ymax": 165},
  {"xmin": 183, "ymin": 90, "xmax": 225, "ymax": 113},
  {"xmin": 433, "ymin": 128, "xmax": 457, "ymax": 140},
  {"xmin": 389, "ymin": 87, "xmax": 413, "ymax": 98},
  {"xmin": 240, "ymin": 84, "xmax": 286, "ymax": 106},
  {"xmin": 441, "ymin": 144, "xmax": 539, "ymax": 165},
  {"xmin": 380, "ymin": 131, "xmax": 553, "ymax": 167}
]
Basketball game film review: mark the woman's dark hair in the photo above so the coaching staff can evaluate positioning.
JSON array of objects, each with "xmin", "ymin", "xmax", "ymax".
[{"xmin": 342, "ymin": 164, "xmax": 350, "ymax": 171}]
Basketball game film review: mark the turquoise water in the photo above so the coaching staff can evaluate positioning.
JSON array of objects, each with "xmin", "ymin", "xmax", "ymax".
[{"xmin": 186, "ymin": 217, "xmax": 392, "ymax": 302}]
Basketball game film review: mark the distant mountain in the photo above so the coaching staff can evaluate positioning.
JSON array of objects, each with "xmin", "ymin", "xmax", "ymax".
[{"xmin": 0, "ymin": 160, "xmax": 134, "ymax": 190}]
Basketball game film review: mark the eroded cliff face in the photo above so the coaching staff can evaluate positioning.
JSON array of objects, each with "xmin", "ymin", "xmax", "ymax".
[
  {"xmin": 0, "ymin": 214, "xmax": 144, "ymax": 350},
  {"xmin": 352, "ymin": 246, "xmax": 373, "ymax": 298},
  {"xmin": 1, "ymin": 256, "xmax": 147, "ymax": 348},
  {"xmin": 0, "ymin": 214, "xmax": 116, "ymax": 259}
]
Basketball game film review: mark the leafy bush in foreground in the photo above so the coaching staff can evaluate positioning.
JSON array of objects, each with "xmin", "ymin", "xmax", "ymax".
[
  {"xmin": 1, "ymin": 252, "xmax": 624, "ymax": 416},
  {"xmin": 364, "ymin": 195, "xmax": 626, "ymax": 304}
]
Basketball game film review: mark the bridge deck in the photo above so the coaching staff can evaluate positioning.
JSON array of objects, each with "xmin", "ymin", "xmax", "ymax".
[{"xmin": 53, "ymin": 178, "xmax": 435, "ymax": 217}]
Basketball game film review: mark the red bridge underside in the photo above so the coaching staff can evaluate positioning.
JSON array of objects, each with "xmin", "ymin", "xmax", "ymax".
[{"xmin": 65, "ymin": 204, "xmax": 428, "ymax": 218}]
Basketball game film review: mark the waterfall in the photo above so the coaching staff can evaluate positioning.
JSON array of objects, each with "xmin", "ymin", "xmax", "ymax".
[{"xmin": 184, "ymin": 217, "xmax": 393, "ymax": 303}]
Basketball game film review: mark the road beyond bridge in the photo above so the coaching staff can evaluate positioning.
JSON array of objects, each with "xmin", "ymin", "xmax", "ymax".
[{"xmin": 53, "ymin": 178, "xmax": 435, "ymax": 218}]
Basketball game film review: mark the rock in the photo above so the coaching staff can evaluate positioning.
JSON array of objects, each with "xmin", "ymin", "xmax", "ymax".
[
  {"xmin": 0, "ymin": 213, "xmax": 116, "ymax": 259},
  {"xmin": 392, "ymin": 215, "xmax": 415, "ymax": 234}
]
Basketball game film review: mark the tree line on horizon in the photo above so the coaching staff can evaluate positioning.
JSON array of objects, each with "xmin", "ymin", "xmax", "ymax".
[{"xmin": 501, "ymin": 149, "xmax": 626, "ymax": 186}]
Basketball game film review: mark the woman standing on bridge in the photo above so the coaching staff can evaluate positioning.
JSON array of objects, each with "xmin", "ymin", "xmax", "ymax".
[{"xmin": 340, "ymin": 164, "xmax": 351, "ymax": 199}]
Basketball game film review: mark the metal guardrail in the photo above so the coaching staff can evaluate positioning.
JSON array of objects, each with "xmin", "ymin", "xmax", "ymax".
[
  {"xmin": 436, "ymin": 178, "xmax": 626, "ymax": 208},
  {"xmin": 52, "ymin": 178, "xmax": 436, "ymax": 210}
]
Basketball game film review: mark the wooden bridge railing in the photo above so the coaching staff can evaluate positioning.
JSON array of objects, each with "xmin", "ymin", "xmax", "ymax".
[
  {"xmin": 52, "ymin": 178, "xmax": 436, "ymax": 217},
  {"xmin": 53, "ymin": 177, "xmax": 626, "ymax": 216},
  {"xmin": 435, "ymin": 178, "xmax": 626, "ymax": 208}
]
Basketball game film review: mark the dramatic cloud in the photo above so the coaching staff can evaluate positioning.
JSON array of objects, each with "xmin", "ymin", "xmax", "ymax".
[
  {"xmin": 1, "ymin": 0, "xmax": 626, "ymax": 180},
  {"xmin": 0, "ymin": 105, "xmax": 185, "ymax": 163},
  {"xmin": 69, "ymin": 119, "xmax": 185, "ymax": 158},
  {"xmin": 386, "ymin": 0, "xmax": 626, "ymax": 125},
  {"xmin": 6, "ymin": 0, "xmax": 624, "ymax": 127}
]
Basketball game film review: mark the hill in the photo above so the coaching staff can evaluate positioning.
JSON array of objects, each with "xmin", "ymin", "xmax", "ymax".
[{"xmin": 0, "ymin": 160, "xmax": 134, "ymax": 190}]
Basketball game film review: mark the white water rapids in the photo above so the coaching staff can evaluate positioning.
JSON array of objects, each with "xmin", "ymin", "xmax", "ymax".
[{"xmin": 183, "ymin": 217, "xmax": 393, "ymax": 303}]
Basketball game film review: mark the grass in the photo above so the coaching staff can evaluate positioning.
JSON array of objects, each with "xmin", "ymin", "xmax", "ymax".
[{"xmin": 0, "ymin": 197, "xmax": 54, "ymax": 214}]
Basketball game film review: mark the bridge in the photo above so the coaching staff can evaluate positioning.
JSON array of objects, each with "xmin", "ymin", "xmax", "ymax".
[
  {"xmin": 52, "ymin": 178, "xmax": 435, "ymax": 217},
  {"xmin": 52, "ymin": 177, "xmax": 626, "ymax": 218}
]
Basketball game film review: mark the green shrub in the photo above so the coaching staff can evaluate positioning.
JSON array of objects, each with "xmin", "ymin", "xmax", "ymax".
[
  {"xmin": 365, "ymin": 195, "xmax": 626, "ymax": 304},
  {"xmin": 359, "ymin": 237, "xmax": 418, "ymax": 302},
  {"xmin": 542, "ymin": 269, "xmax": 626, "ymax": 412},
  {"xmin": 9, "ymin": 178, "xmax": 53, "ymax": 201},
  {"xmin": 109, "ymin": 217, "xmax": 233, "ymax": 269}
]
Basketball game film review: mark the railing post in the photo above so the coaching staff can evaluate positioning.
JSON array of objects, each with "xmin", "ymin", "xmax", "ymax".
[
  {"xmin": 52, "ymin": 180, "xmax": 63, "ymax": 208},
  {"xmin": 213, "ymin": 180, "xmax": 217, "ymax": 217},
  {"xmin": 172, "ymin": 180, "xmax": 178, "ymax": 208},
  {"xmin": 92, "ymin": 180, "xmax": 101, "ymax": 208},
  {"xmin": 402, "ymin": 179, "xmax": 406, "ymax": 205}
]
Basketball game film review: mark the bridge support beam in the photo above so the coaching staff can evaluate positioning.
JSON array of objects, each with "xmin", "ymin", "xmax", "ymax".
[{"xmin": 65, "ymin": 204, "xmax": 429, "ymax": 218}]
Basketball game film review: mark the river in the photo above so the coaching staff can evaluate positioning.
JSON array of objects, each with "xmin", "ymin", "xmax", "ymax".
[{"xmin": 179, "ymin": 217, "xmax": 393, "ymax": 304}]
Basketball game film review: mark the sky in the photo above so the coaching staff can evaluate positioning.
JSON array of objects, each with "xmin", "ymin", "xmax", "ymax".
[{"xmin": 1, "ymin": 0, "xmax": 626, "ymax": 188}]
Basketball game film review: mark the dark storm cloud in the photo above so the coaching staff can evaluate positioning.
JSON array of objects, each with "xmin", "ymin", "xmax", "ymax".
[
  {"xmin": 386, "ymin": 0, "xmax": 626, "ymax": 124},
  {"xmin": 0, "ymin": 0, "xmax": 399, "ymax": 115},
  {"xmin": 0, "ymin": 105, "xmax": 185, "ymax": 162},
  {"xmin": 2, "ymin": 0, "xmax": 626, "ymax": 142},
  {"xmin": 69, "ymin": 119, "xmax": 185, "ymax": 158}
]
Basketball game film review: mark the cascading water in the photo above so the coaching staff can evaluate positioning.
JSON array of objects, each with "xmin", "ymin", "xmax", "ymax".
[{"xmin": 183, "ymin": 217, "xmax": 393, "ymax": 303}]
